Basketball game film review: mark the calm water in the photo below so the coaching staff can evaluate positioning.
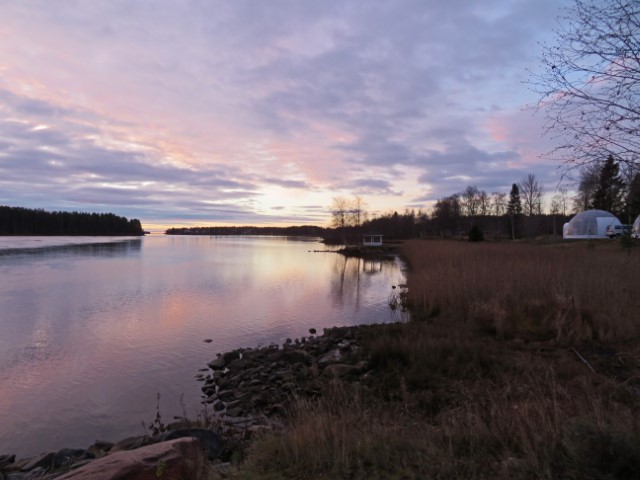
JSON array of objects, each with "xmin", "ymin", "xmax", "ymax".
[{"xmin": 0, "ymin": 235, "xmax": 405, "ymax": 456}]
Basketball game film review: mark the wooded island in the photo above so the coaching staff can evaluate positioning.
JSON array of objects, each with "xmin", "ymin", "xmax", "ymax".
[{"xmin": 0, "ymin": 206, "xmax": 144, "ymax": 236}]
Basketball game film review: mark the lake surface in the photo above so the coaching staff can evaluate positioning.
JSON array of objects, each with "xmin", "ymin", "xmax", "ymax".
[{"xmin": 0, "ymin": 235, "xmax": 406, "ymax": 456}]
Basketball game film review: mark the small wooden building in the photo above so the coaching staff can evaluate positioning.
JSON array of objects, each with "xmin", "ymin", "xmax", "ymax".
[{"xmin": 362, "ymin": 234, "xmax": 383, "ymax": 246}]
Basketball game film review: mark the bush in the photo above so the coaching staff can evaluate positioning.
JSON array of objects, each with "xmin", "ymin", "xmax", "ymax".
[{"xmin": 468, "ymin": 225, "xmax": 484, "ymax": 242}]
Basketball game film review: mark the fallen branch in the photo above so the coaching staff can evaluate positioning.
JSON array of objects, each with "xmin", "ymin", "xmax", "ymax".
[{"xmin": 571, "ymin": 347, "xmax": 597, "ymax": 374}]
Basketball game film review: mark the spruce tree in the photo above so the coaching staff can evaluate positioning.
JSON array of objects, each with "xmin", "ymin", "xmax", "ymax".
[
  {"xmin": 507, "ymin": 184, "xmax": 523, "ymax": 216},
  {"xmin": 591, "ymin": 155, "xmax": 624, "ymax": 216},
  {"xmin": 625, "ymin": 173, "xmax": 640, "ymax": 223},
  {"xmin": 507, "ymin": 184, "xmax": 522, "ymax": 239}
]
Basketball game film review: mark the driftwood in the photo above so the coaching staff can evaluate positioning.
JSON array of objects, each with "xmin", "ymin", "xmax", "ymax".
[{"xmin": 571, "ymin": 347, "xmax": 597, "ymax": 374}]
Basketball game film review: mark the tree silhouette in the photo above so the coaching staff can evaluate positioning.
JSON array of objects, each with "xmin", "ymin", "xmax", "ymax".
[
  {"xmin": 507, "ymin": 184, "xmax": 523, "ymax": 239},
  {"xmin": 591, "ymin": 155, "xmax": 625, "ymax": 216},
  {"xmin": 0, "ymin": 206, "xmax": 144, "ymax": 235},
  {"xmin": 532, "ymin": 0, "xmax": 640, "ymax": 168}
]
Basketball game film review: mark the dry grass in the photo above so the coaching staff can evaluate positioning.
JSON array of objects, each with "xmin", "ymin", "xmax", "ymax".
[
  {"xmin": 402, "ymin": 239, "xmax": 640, "ymax": 342},
  {"xmin": 230, "ymin": 239, "xmax": 640, "ymax": 479}
]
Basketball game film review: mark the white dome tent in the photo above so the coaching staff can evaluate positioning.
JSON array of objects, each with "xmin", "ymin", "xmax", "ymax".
[
  {"xmin": 562, "ymin": 210, "xmax": 622, "ymax": 239},
  {"xmin": 633, "ymin": 214, "xmax": 640, "ymax": 238}
]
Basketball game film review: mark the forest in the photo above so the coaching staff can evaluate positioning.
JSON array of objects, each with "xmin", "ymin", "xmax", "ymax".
[
  {"xmin": 0, "ymin": 206, "xmax": 144, "ymax": 236},
  {"xmin": 165, "ymin": 225, "xmax": 327, "ymax": 237}
]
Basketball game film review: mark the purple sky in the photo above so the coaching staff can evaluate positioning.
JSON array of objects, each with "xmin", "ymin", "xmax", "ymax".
[{"xmin": 0, "ymin": 0, "xmax": 571, "ymax": 229}]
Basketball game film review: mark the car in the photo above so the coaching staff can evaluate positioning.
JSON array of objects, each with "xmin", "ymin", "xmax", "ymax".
[{"xmin": 605, "ymin": 224, "xmax": 633, "ymax": 238}]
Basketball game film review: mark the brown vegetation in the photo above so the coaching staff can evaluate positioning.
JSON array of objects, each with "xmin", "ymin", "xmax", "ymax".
[
  {"xmin": 227, "ymin": 239, "xmax": 640, "ymax": 479},
  {"xmin": 403, "ymin": 239, "xmax": 640, "ymax": 342}
]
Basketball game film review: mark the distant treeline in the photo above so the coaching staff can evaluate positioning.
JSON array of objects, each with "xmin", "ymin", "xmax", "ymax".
[
  {"xmin": 327, "ymin": 210, "xmax": 572, "ymax": 242},
  {"xmin": 0, "ymin": 206, "xmax": 144, "ymax": 236},
  {"xmin": 165, "ymin": 225, "xmax": 328, "ymax": 237},
  {"xmin": 166, "ymin": 211, "xmax": 572, "ymax": 243}
]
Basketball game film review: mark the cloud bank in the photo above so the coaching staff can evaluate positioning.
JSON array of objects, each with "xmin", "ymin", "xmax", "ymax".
[{"xmin": 0, "ymin": 0, "xmax": 569, "ymax": 227}]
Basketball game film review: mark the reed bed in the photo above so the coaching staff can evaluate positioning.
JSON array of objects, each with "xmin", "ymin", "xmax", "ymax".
[{"xmin": 402, "ymin": 239, "xmax": 640, "ymax": 342}]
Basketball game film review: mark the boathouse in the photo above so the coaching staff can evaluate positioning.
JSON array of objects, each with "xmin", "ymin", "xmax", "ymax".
[{"xmin": 362, "ymin": 234, "xmax": 383, "ymax": 246}]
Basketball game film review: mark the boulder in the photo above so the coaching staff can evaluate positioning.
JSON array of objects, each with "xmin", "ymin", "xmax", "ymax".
[
  {"xmin": 54, "ymin": 438, "xmax": 213, "ymax": 480},
  {"xmin": 317, "ymin": 348, "xmax": 343, "ymax": 367},
  {"xmin": 226, "ymin": 358, "xmax": 250, "ymax": 371},
  {"xmin": 20, "ymin": 451, "xmax": 55, "ymax": 472},
  {"xmin": 267, "ymin": 349, "xmax": 312, "ymax": 365},
  {"xmin": 110, "ymin": 436, "xmax": 149, "ymax": 453},
  {"xmin": 207, "ymin": 357, "xmax": 226, "ymax": 370},
  {"xmin": 0, "ymin": 454, "xmax": 15, "ymax": 468},
  {"xmin": 156, "ymin": 429, "xmax": 223, "ymax": 461},
  {"xmin": 53, "ymin": 448, "xmax": 95, "ymax": 468},
  {"xmin": 90, "ymin": 441, "xmax": 114, "ymax": 452}
]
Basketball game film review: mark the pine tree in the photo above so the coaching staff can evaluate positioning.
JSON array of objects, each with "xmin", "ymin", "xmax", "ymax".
[
  {"xmin": 625, "ymin": 173, "xmax": 640, "ymax": 223},
  {"xmin": 591, "ymin": 155, "xmax": 624, "ymax": 216},
  {"xmin": 507, "ymin": 184, "xmax": 522, "ymax": 239},
  {"xmin": 507, "ymin": 184, "xmax": 522, "ymax": 216}
]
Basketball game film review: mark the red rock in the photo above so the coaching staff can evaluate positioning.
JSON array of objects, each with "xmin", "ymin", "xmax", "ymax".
[{"xmin": 55, "ymin": 438, "xmax": 214, "ymax": 480}]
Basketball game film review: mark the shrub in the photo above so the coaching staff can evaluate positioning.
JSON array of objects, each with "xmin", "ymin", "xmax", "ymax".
[{"xmin": 468, "ymin": 224, "xmax": 484, "ymax": 242}]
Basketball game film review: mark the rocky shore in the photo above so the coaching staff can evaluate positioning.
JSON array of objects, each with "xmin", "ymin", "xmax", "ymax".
[{"xmin": 0, "ymin": 324, "xmax": 379, "ymax": 480}]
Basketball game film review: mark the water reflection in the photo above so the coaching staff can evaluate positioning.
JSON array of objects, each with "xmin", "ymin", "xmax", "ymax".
[
  {"xmin": 0, "ymin": 236, "xmax": 405, "ymax": 457},
  {"xmin": 0, "ymin": 238, "xmax": 141, "ymax": 259},
  {"xmin": 329, "ymin": 254, "xmax": 396, "ymax": 310}
]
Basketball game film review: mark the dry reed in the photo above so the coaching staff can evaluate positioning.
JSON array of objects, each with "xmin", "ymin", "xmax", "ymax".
[{"xmin": 402, "ymin": 239, "xmax": 640, "ymax": 342}]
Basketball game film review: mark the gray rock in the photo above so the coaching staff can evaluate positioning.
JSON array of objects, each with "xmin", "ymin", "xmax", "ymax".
[
  {"xmin": 317, "ymin": 348, "xmax": 343, "ymax": 367},
  {"xmin": 222, "ymin": 350, "xmax": 241, "ymax": 364},
  {"xmin": 54, "ymin": 438, "xmax": 213, "ymax": 480},
  {"xmin": 217, "ymin": 390, "xmax": 235, "ymax": 401},
  {"xmin": 226, "ymin": 358, "xmax": 249, "ymax": 371},
  {"xmin": 217, "ymin": 376, "xmax": 231, "ymax": 388},
  {"xmin": 22, "ymin": 466, "xmax": 47, "ymax": 479},
  {"xmin": 89, "ymin": 440, "xmax": 114, "ymax": 452},
  {"xmin": 53, "ymin": 448, "xmax": 95, "ymax": 469},
  {"xmin": 213, "ymin": 400, "xmax": 225, "ymax": 411},
  {"xmin": 202, "ymin": 387, "xmax": 215, "ymax": 397},
  {"xmin": 226, "ymin": 406, "xmax": 244, "ymax": 417},
  {"xmin": 267, "ymin": 349, "xmax": 312, "ymax": 365},
  {"xmin": 111, "ymin": 435, "xmax": 148, "ymax": 452},
  {"xmin": 248, "ymin": 378, "xmax": 262, "ymax": 387},
  {"xmin": 0, "ymin": 454, "xmax": 15, "ymax": 468},
  {"xmin": 207, "ymin": 357, "xmax": 226, "ymax": 370},
  {"xmin": 158, "ymin": 428, "xmax": 223, "ymax": 460},
  {"xmin": 20, "ymin": 452, "xmax": 54, "ymax": 472}
]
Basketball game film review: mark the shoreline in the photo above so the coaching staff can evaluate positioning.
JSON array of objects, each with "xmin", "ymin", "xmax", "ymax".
[{"xmin": 0, "ymin": 324, "xmax": 385, "ymax": 479}]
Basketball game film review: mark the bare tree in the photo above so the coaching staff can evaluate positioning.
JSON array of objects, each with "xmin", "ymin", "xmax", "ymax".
[
  {"xmin": 572, "ymin": 163, "xmax": 601, "ymax": 212},
  {"xmin": 350, "ymin": 196, "xmax": 368, "ymax": 228},
  {"xmin": 330, "ymin": 196, "xmax": 349, "ymax": 228},
  {"xmin": 478, "ymin": 190, "xmax": 490, "ymax": 216},
  {"xmin": 432, "ymin": 195, "xmax": 461, "ymax": 235},
  {"xmin": 531, "ymin": 0, "xmax": 640, "ymax": 168},
  {"xmin": 552, "ymin": 186, "xmax": 569, "ymax": 216},
  {"xmin": 519, "ymin": 174, "xmax": 544, "ymax": 216},
  {"xmin": 492, "ymin": 192, "xmax": 507, "ymax": 216},
  {"xmin": 331, "ymin": 196, "xmax": 368, "ymax": 228},
  {"xmin": 460, "ymin": 185, "xmax": 480, "ymax": 217}
]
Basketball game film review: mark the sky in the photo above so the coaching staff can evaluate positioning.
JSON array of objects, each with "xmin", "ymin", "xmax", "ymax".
[{"xmin": 0, "ymin": 0, "xmax": 573, "ymax": 230}]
